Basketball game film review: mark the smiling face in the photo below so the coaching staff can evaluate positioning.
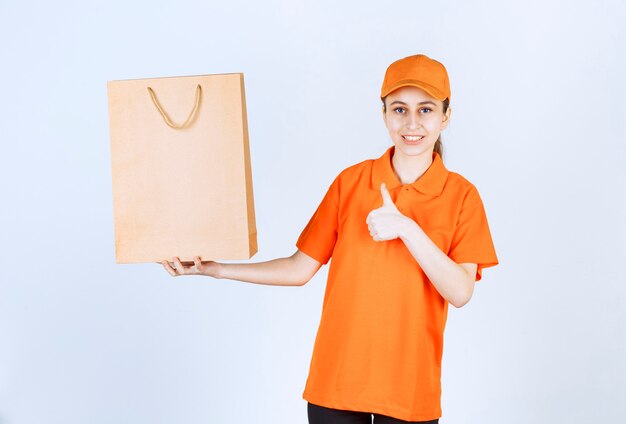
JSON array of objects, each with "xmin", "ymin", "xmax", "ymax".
[{"xmin": 382, "ymin": 86, "xmax": 451, "ymax": 160}]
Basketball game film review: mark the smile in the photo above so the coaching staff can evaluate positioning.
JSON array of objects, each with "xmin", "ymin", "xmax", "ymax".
[{"xmin": 402, "ymin": 135, "xmax": 424, "ymax": 142}]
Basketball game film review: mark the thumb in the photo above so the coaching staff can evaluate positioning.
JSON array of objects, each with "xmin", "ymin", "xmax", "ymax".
[{"xmin": 380, "ymin": 183, "xmax": 395, "ymax": 208}]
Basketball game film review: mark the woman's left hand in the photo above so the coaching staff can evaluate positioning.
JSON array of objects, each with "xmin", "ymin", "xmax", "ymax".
[{"xmin": 366, "ymin": 183, "xmax": 415, "ymax": 241}]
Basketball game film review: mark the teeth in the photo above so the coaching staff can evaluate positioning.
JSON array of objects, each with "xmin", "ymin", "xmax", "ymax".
[{"xmin": 403, "ymin": 135, "xmax": 424, "ymax": 141}]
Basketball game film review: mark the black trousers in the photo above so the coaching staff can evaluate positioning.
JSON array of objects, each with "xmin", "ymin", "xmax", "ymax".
[{"xmin": 307, "ymin": 402, "xmax": 439, "ymax": 424}]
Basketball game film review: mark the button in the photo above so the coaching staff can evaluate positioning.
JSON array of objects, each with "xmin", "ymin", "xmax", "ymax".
[{"xmin": 404, "ymin": 187, "xmax": 410, "ymax": 191}]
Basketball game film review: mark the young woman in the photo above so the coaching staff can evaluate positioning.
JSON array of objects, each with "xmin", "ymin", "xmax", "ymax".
[{"xmin": 160, "ymin": 54, "xmax": 499, "ymax": 423}]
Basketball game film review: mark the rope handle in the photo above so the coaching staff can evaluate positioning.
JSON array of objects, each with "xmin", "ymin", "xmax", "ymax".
[{"xmin": 147, "ymin": 84, "xmax": 202, "ymax": 129}]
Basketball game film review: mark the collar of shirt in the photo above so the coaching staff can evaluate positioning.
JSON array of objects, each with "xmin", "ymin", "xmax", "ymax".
[{"xmin": 371, "ymin": 146, "xmax": 449, "ymax": 196}]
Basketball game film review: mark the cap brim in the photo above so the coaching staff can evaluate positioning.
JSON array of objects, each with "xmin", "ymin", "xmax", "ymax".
[{"xmin": 381, "ymin": 80, "xmax": 448, "ymax": 101}]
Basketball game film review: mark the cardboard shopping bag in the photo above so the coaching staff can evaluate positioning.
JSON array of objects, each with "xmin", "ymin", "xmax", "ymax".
[{"xmin": 107, "ymin": 73, "xmax": 257, "ymax": 264}]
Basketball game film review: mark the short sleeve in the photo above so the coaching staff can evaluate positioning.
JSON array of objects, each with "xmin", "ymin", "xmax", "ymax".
[
  {"xmin": 295, "ymin": 176, "xmax": 340, "ymax": 265},
  {"xmin": 447, "ymin": 186, "xmax": 499, "ymax": 282}
]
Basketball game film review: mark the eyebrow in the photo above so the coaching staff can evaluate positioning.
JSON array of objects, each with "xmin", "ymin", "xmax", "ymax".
[{"xmin": 388, "ymin": 100, "xmax": 437, "ymax": 106}]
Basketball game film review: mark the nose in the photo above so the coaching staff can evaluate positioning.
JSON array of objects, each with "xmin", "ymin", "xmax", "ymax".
[{"xmin": 405, "ymin": 113, "xmax": 421, "ymax": 130}]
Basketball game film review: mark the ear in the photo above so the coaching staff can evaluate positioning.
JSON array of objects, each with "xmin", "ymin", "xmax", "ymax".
[{"xmin": 440, "ymin": 106, "xmax": 452, "ymax": 131}]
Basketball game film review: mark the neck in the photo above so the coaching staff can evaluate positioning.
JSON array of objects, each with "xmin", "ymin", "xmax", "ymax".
[{"xmin": 391, "ymin": 147, "xmax": 434, "ymax": 184}]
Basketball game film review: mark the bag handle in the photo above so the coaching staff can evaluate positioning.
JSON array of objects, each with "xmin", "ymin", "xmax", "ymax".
[{"xmin": 147, "ymin": 84, "xmax": 202, "ymax": 130}]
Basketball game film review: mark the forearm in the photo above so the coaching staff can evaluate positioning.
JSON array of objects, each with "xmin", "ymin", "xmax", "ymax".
[
  {"xmin": 214, "ymin": 255, "xmax": 305, "ymax": 287},
  {"xmin": 399, "ymin": 219, "xmax": 473, "ymax": 307}
]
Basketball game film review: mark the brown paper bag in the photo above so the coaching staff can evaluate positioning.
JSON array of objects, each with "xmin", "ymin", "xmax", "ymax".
[{"xmin": 107, "ymin": 73, "xmax": 257, "ymax": 264}]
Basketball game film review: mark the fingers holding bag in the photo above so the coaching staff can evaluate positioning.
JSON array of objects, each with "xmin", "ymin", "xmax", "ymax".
[{"xmin": 159, "ymin": 256, "xmax": 220, "ymax": 278}]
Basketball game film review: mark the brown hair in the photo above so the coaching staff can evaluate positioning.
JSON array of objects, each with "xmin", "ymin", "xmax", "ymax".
[{"xmin": 382, "ymin": 96, "xmax": 450, "ymax": 159}]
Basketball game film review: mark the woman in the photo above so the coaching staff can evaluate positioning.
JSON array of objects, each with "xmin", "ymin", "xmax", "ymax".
[{"xmin": 161, "ymin": 54, "xmax": 499, "ymax": 423}]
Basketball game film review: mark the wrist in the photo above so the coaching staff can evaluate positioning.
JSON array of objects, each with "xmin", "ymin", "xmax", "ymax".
[
  {"xmin": 399, "ymin": 217, "xmax": 420, "ymax": 242},
  {"xmin": 205, "ymin": 261, "xmax": 223, "ymax": 279}
]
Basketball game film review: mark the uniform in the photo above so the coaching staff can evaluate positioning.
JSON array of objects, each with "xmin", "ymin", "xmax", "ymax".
[{"xmin": 296, "ymin": 146, "xmax": 499, "ymax": 421}]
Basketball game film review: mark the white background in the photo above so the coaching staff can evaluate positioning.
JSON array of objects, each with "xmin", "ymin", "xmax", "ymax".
[{"xmin": 1, "ymin": 1, "xmax": 625, "ymax": 423}]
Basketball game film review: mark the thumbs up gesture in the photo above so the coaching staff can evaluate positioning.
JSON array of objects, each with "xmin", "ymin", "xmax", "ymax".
[{"xmin": 366, "ymin": 183, "xmax": 412, "ymax": 242}]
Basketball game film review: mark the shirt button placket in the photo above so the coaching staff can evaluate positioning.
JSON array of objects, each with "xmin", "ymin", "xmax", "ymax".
[{"xmin": 398, "ymin": 185, "xmax": 410, "ymax": 212}]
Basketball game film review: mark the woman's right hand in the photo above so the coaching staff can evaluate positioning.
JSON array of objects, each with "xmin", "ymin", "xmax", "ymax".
[
  {"xmin": 160, "ymin": 256, "xmax": 221, "ymax": 278},
  {"xmin": 159, "ymin": 250, "xmax": 321, "ymax": 286}
]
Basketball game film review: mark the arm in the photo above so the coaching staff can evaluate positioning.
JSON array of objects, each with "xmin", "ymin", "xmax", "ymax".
[
  {"xmin": 161, "ymin": 250, "xmax": 322, "ymax": 287},
  {"xmin": 399, "ymin": 222, "xmax": 477, "ymax": 308},
  {"xmin": 366, "ymin": 183, "xmax": 477, "ymax": 308}
]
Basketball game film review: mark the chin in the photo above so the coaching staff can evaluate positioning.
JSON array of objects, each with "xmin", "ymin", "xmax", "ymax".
[{"xmin": 394, "ymin": 141, "xmax": 434, "ymax": 157}]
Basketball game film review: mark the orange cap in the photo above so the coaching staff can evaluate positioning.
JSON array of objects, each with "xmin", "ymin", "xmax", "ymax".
[{"xmin": 380, "ymin": 54, "xmax": 451, "ymax": 101}]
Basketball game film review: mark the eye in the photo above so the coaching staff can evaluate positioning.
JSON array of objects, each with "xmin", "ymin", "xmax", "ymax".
[
  {"xmin": 393, "ymin": 107, "xmax": 406, "ymax": 114},
  {"xmin": 419, "ymin": 107, "xmax": 432, "ymax": 113}
]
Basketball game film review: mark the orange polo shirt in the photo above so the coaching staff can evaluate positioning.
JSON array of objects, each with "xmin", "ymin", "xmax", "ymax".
[{"xmin": 296, "ymin": 146, "xmax": 499, "ymax": 421}]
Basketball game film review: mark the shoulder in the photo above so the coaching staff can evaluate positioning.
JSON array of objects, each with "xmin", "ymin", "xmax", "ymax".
[
  {"xmin": 446, "ymin": 170, "xmax": 476, "ymax": 190},
  {"xmin": 340, "ymin": 157, "xmax": 374, "ymax": 177},
  {"xmin": 444, "ymin": 170, "xmax": 483, "ymax": 204},
  {"xmin": 325, "ymin": 157, "xmax": 375, "ymax": 188}
]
